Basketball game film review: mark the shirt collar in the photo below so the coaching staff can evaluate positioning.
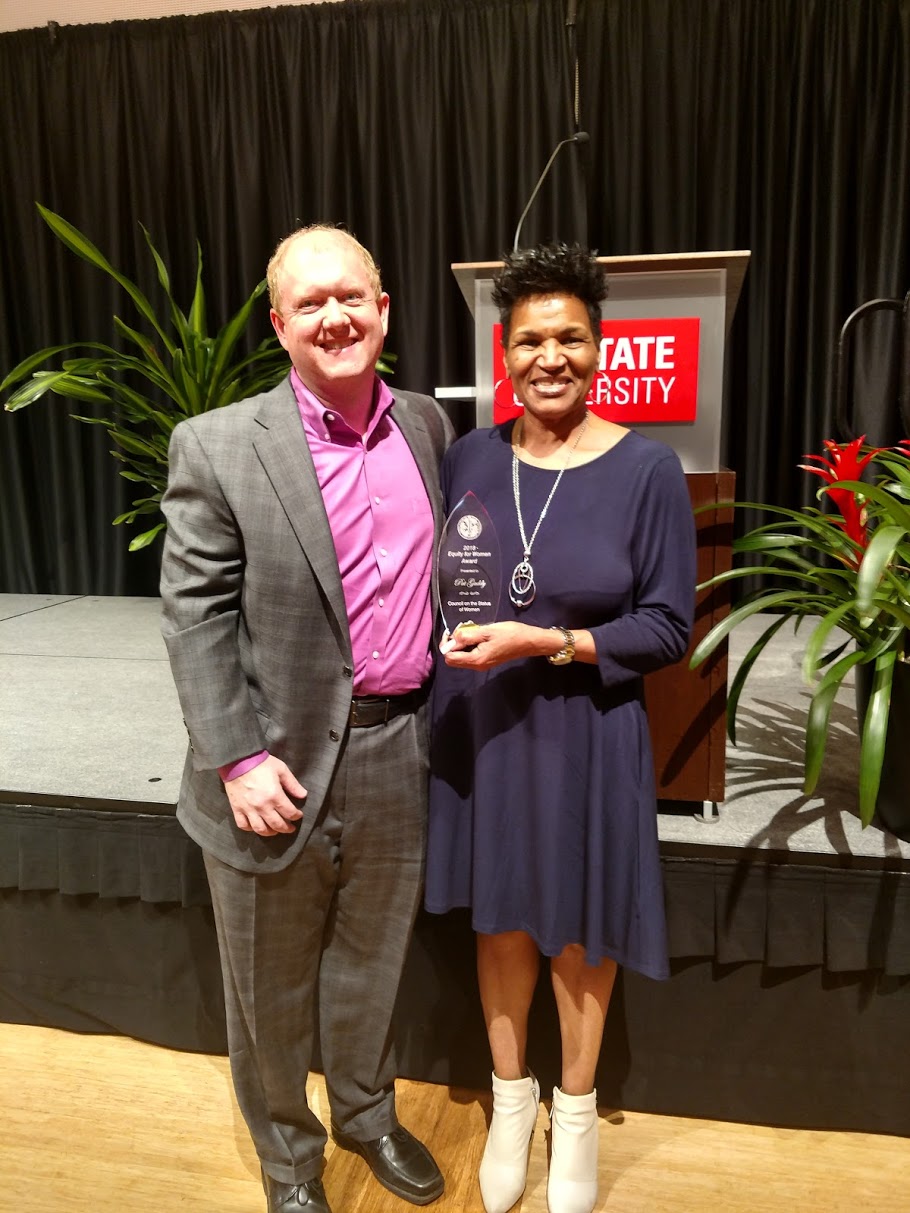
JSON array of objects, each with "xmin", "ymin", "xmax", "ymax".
[{"xmin": 291, "ymin": 369, "xmax": 395, "ymax": 443}]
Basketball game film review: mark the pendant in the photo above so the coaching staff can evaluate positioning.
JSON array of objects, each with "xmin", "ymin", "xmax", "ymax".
[{"xmin": 509, "ymin": 560, "xmax": 536, "ymax": 608}]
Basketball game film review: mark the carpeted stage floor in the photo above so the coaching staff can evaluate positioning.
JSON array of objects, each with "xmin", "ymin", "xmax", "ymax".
[{"xmin": 1, "ymin": 592, "xmax": 907, "ymax": 860}]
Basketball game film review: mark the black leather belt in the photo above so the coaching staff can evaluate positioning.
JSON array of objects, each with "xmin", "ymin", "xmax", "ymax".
[{"xmin": 348, "ymin": 686, "xmax": 428, "ymax": 728}]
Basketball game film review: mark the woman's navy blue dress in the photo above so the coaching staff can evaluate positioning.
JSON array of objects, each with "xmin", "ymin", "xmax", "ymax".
[{"xmin": 425, "ymin": 424, "xmax": 696, "ymax": 979}]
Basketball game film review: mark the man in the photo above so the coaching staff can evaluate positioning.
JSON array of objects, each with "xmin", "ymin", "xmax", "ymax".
[{"xmin": 160, "ymin": 225, "xmax": 453, "ymax": 1213}]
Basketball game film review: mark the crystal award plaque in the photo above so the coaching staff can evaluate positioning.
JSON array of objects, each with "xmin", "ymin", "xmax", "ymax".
[{"xmin": 435, "ymin": 492, "xmax": 502, "ymax": 635}]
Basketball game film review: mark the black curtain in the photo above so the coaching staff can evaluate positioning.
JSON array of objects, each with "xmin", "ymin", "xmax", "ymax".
[{"xmin": 1, "ymin": 0, "xmax": 908, "ymax": 594}]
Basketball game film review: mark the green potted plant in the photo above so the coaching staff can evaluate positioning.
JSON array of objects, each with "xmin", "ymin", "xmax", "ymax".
[
  {"xmin": 2, "ymin": 205, "xmax": 395, "ymax": 550},
  {"xmin": 690, "ymin": 436, "xmax": 910, "ymax": 834}
]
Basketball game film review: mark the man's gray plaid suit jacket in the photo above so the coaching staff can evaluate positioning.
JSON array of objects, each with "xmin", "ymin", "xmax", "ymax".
[{"xmin": 160, "ymin": 376, "xmax": 453, "ymax": 874}]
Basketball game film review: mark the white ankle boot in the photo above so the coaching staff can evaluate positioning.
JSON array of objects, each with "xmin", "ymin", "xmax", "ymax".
[
  {"xmin": 547, "ymin": 1086, "xmax": 598, "ymax": 1213},
  {"xmin": 478, "ymin": 1070, "xmax": 540, "ymax": 1213}
]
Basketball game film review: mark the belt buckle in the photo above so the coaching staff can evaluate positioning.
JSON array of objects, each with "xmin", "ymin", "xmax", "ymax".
[{"xmin": 350, "ymin": 696, "xmax": 391, "ymax": 727}]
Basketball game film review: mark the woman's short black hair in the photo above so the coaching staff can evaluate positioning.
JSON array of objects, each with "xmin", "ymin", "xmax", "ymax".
[{"xmin": 491, "ymin": 242, "xmax": 608, "ymax": 345}]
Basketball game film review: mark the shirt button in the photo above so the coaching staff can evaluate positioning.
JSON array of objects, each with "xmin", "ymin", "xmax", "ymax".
[
  {"xmin": 372, "ymin": 650, "xmax": 380, "ymax": 659},
  {"xmin": 374, "ymin": 496, "xmax": 381, "ymax": 504},
  {"xmin": 326, "ymin": 412, "xmax": 334, "ymax": 421},
  {"xmin": 378, "ymin": 598, "xmax": 385, "ymax": 607},
  {"xmin": 379, "ymin": 547, "xmax": 387, "ymax": 556},
  {"xmin": 342, "ymin": 665, "xmax": 353, "ymax": 678},
  {"xmin": 329, "ymin": 729, "xmax": 340, "ymax": 742}
]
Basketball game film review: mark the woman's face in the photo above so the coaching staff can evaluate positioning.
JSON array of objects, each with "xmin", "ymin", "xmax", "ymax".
[{"xmin": 503, "ymin": 293, "xmax": 599, "ymax": 424}]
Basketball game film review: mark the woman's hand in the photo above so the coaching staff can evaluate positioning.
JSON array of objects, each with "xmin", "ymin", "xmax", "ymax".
[{"xmin": 440, "ymin": 621, "xmax": 548, "ymax": 670}]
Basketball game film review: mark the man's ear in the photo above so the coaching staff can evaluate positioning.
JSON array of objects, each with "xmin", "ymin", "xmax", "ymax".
[
  {"xmin": 270, "ymin": 308, "xmax": 289, "ymax": 350},
  {"xmin": 378, "ymin": 292, "xmax": 391, "ymax": 337}
]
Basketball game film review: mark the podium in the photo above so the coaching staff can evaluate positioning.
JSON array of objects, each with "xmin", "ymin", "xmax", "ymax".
[{"xmin": 449, "ymin": 251, "xmax": 750, "ymax": 805}]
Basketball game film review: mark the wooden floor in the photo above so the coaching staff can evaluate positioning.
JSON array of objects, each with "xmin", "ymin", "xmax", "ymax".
[{"xmin": 2, "ymin": 1023, "xmax": 908, "ymax": 1213}]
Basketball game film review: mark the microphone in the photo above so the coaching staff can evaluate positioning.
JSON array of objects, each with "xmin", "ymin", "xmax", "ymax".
[{"xmin": 512, "ymin": 132, "xmax": 589, "ymax": 252}]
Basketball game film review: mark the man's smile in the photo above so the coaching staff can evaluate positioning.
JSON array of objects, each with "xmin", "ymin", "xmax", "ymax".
[{"xmin": 319, "ymin": 337, "xmax": 358, "ymax": 354}]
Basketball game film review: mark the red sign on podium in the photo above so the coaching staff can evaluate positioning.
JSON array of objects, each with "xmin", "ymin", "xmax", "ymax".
[{"xmin": 493, "ymin": 316, "xmax": 701, "ymax": 425}]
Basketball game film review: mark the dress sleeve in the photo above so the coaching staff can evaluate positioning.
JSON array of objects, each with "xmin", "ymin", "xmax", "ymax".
[{"xmin": 589, "ymin": 450, "xmax": 696, "ymax": 687}]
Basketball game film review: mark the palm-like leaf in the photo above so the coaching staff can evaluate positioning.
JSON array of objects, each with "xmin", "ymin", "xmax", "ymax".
[
  {"xmin": 691, "ymin": 443, "xmax": 910, "ymax": 828},
  {"xmin": 3, "ymin": 205, "xmax": 396, "ymax": 550},
  {"xmin": 2, "ymin": 208, "xmax": 287, "ymax": 546}
]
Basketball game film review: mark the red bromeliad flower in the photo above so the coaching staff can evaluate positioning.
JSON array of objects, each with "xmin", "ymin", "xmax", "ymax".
[{"xmin": 798, "ymin": 436, "xmax": 886, "ymax": 560}]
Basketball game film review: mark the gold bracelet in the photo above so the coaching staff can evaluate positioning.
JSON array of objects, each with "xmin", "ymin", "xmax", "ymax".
[{"xmin": 547, "ymin": 626, "xmax": 576, "ymax": 666}]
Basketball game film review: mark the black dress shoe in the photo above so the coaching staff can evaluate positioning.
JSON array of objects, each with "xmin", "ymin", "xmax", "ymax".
[
  {"xmin": 261, "ymin": 1168, "xmax": 332, "ymax": 1212},
  {"xmin": 331, "ymin": 1123, "xmax": 444, "ymax": 1205}
]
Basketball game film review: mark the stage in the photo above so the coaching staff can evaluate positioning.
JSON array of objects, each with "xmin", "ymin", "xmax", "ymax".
[{"xmin": 1, "ymin": 594, "xmax": 909, "ymax": 1135}]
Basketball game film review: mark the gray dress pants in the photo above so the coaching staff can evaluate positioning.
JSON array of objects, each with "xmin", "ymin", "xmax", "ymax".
[{"xmin": 203, "ymin": 707, "xmax": 428, "ymax": 1187}]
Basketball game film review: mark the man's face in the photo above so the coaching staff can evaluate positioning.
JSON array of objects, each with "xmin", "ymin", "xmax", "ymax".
[{"xmin": 270, "ymin": 233, "xmax": 390, "ymax": 408}]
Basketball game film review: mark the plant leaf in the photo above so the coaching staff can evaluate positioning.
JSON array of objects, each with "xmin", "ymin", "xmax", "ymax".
[
  {"xmin": 127, "ymin": 523, "xmax": 165, "ymax": 550},
  {"xmin": 690, "ymin": 590, "xmax": 802, "ymax": 666},
  {"xmin": 803, "ymin": 648, "xmax": 866, "ymax": 794},
  {"xmin": 802, "ymin": 602, "xmax": 855, "ymax": 684},
  {"xmin": 865, "ymin": 597, "xmax": 910, "ymax": 633},
  {"xmin": 6, "ymin": 371, "xmax": 113, "ymax": 407},
  {"xmin": 205, "ymin": 280, "xmax": 270, "ymax": 406},
  {"xmin": 109, "ymin": 429, "xmax": 163, "ymax": 458},
  {"xmin": 858, "ymin": 650, "xmax": 897, "ymax": 826},
  {"xmin": 724, "ymin": 613, "xmax": 790, "ymax": 745},
  {"xmin": 112, "ymin": 315, "xmax": 163, "ymax": 363},
  {"xmin": 140, "ymin": 222, "xmax": 195, "ymax": 350},
  {"xmin": 857, "ymin": 525, "xmax": 907, "ymax": 614},
  {"xmin": 2, "ymin": 342, "xmax": 118, "ymax": 393},
  {"xmin": 37, "ymin": 204, "xmax": 175, "ymax": 355},
  {"xmin": 187, "ymin": 241, "xmax": 207, "ymax": 339}
]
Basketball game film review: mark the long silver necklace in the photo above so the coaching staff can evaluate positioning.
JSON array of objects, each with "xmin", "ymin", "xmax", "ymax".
[{"xmin": 509, "ymin": 413, "xmax": 589, "ymax": 608}]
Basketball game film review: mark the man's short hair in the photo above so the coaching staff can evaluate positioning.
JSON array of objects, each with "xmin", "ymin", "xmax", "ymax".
[
  {"xmin": 491, "ymin": 242, "xmax": 608, "ymax": 345},
  {"xmin": 267, "ymin": 225, "xmax": 383, "ymax": 314}
]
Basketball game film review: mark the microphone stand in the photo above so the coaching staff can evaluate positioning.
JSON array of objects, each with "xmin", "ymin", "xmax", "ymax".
[{"xmin": 511, "ymin": 132, "xmax": 589, "ymax": 252}]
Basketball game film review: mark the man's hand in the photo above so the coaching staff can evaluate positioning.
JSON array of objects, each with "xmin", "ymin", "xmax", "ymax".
[{"xmin": 223, "ymin": 756, "xmax": 307, "ymax": 836}]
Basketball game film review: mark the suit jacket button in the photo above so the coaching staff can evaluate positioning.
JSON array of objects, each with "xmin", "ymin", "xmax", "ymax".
[
  {"xmin": 342, "ymin": 665, "xmax": 353, "ymax": 678},
  {"xmin": 329, "ymin": 729, "xmax": 340, "ymax": 742}
]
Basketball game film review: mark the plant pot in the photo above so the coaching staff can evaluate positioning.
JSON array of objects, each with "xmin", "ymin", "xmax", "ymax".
[{"xmin": 854, "ymin": 657, "xmax": 910, "ymax": 841}]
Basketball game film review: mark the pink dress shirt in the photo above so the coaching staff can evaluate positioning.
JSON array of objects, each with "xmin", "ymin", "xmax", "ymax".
[{"xmin": 220, "ymin": 372, "xmax": 435, "ymax": 781}]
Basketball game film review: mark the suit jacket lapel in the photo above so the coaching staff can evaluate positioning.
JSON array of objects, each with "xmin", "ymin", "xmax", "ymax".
[
  {"xmin": 252, "ymin": 383, "xmax": 351, "ymax": 657},
  {"xmin": 392, "ymin": 395, "xmax": 445, "ymax": 542},
  {"xmin": 393, "ymin": 393, "xmax": 446, "ymax": 619}
]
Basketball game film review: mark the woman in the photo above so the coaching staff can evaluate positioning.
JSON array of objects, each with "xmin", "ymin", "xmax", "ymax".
[{"xmin": 426, "ymin": 243, "xmax": 696, "ymax": 1213}]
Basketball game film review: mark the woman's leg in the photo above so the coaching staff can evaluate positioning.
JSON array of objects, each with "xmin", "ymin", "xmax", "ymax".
[
  {"xmin": 547, "ymin": 945, "xmax": 617, "ymax": 1213},
  {"xmin": 550, "ymin": 944, "xmax": 617, "ymax": 1094},
  {"xmin": 477, "ymin": 929, "xmax": 541, "ymax": 1078},
  {"xmin": 476, "ymin": 930, "xmax": 542, "ymax": 1213}
]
